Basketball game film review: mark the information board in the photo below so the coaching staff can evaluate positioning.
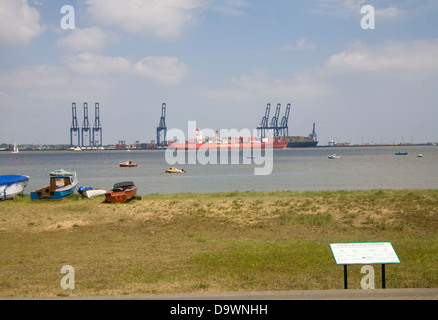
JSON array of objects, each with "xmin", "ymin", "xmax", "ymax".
[{"xmin": 330, "ymin": 242, "xmax": 400, "ymax": 265}]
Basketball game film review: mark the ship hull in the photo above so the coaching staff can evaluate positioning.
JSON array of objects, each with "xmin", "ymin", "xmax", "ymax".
[
  {"xmin": 170, "ymin": 139, "xmax": 288, "ymax": 150},
  {"xmin": 287, "ymin": 141, "xmax": 319, "ymax": 148},
  {"xmin": 277, "ymin": 136, "xmax": 319, "ymax": 148}
]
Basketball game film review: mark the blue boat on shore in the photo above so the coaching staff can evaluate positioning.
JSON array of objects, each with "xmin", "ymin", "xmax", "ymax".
[
  {"xmin": 395, "ymin": 152, "xmax": 408, "ymax": 155},
  {"xmin": 30, "ymin": 169, "xmax": 78, "ymax": 201},
  {"xmin": 0, "ymin": 175, "xmax": 30, "ymax": 200}
]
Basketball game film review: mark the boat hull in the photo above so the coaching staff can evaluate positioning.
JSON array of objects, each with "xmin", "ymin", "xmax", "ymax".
[
  {"xmin": 84, "ymin": 189, "xmax": 107, "ymax": 198},
  {"xmin": 287, "ymin": 141, "xmax": 319, "ymax": 148},
  {"xmin": 78, "ymin": 187, "xmax": 107, "ymax": 199},
  {"xmin": 165, "ymin": 169, "xmax": 185, "ymax": 173},
  {"xmin": 30, "ymin": 187, "xmax": 76, "ymax": 200},
  {"xmin": 0, "ymin": 175, "xmax": 29, "ymax": 200},
  {"xmin": 169, "ymin": 139, "xmax": 288, "ymax": 150},
  {"xmin": 105, "ymin": 185, "xmax": 137, "ymax": 203}
]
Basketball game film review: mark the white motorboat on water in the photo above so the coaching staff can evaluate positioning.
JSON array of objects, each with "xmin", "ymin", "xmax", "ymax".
[
  {"xmin": 0, "ymin": 175, "xmax": 30, "ymax": 200},
  {"xmin": 328, "ymin": 154, "xmax": 341, "ymax": 159}
]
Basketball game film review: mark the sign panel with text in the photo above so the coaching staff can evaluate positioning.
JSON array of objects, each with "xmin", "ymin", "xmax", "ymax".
[{"xmin": 330, "ymin": 242, "xmax": 400, "ymax": 265}]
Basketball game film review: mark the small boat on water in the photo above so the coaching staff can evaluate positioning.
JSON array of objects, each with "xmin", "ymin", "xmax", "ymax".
[
  {"xmin": 119, "ymin": 160, "xmax": 137, "ymax": 167},
  {"xmin": 105, "ymin": 181, "xmax": 139, "ymax": 203},
  {"xmin": 395, "ymin": 152, "xmax": 408, "ymax": 155},
  {"xmin": 30, "ymin": 169, "xmax": 78, "ymax": 201},
  {"xmin": 165, "ymin": 167, "xmax": 185, "ymax": 174},
  {"xmin": 78, "ymin": 186, "xmax": 107, "ymax": 199},
  {"xmin": 328, "ymin": 154, "xmax": 341, "ymax": 159},
  {"xmin": 417, "ymin": 154, "xmax": 423, "ymax": 158},
  {"xmin": 11, "ymin": 143, "xmax": 19, "ymax": 154},
  {"xmin": 0, "ymin": 175, "xmax": 30, "ymax": 200}
]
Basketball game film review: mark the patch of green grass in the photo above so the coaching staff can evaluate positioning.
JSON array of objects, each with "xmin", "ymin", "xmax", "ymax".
[{"xmin": 0, "ymin": 189, "xmax": 437, "ymax": 297}]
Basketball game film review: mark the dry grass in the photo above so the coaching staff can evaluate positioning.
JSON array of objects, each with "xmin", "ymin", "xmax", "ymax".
[{"xmin": 0, "ymin": 189, "xmax": 437, "ymax": 298}]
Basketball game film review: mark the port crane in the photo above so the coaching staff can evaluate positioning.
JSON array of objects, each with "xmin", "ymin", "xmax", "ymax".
[
  {"xmin": 269, "ymin": 103, "xmax": 282, "ymax": 136},
  {"xmin": 92, "ymin": 103, "xmax": 102, "ymax": 147},
  {"xmin": 257, "ymin": 103, "xmax": 271, "ymax": 137},
  {"xmin": 278, "ymin": 103, "xmax": 291, "ymax": 137},
  {"xmin": 81, "ymin": 102, "xmax": 91, "ymax": 147},
  {"xmin": 156, "ymin": 103, "xmax": 167, "ymax": 147},
  {"xmin": 309, "ymin": 123, "xmax": 317, "ymax": 143},
  {"xmin": 70, "ymin": 103, "xmax": 80, "ymax": 147}
]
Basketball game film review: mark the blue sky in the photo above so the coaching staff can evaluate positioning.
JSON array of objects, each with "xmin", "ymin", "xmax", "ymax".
[{"xmin": 0, "ymin": 0, "xmax": 437, "ymax": 145}]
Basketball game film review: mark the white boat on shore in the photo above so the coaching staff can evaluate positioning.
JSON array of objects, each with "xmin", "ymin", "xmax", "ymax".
[
  {"xmin": 328, "ymin": 154, "xmax": 341, "ymax": 159},
  {"xmin": 0, "ymin": 175, "xmax": 30, "ymax": 200},
  {"xmin": 78, "ymin": 186, "xmax": 107, "ymax": 199}
]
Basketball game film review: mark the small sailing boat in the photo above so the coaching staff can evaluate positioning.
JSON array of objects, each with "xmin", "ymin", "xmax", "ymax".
[{"xmin": 11, "ymin": 143, "xmax": 19, "ymax": 154}]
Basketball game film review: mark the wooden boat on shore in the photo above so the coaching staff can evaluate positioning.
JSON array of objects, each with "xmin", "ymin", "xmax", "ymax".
[
  {"xmin": 30, "ymin": 169, "xmax": 78, "ymax": 201},
  {"xmin": 119, "ymin": 160, "xmax": 137, "ymax": 167},
  {"xmin": 78, "ymin": 186, "xmax": 107, "ymax": 199},
  {"xmin": 0, "ymin": 175, "xmax": 29, "ymax": 200},
  {"xmin": 105, "ymin": 181, "xmax": 139, "ymax": 203}
]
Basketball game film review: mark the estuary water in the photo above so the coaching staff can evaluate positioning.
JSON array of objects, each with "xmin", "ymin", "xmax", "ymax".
[{"xmin": 1, "ymin": 146, "xmax": 437, "ymax": 195}]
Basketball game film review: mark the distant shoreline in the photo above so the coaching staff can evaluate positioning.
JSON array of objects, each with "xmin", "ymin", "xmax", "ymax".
[{"xmin": 1, "ymin": 142, "xmax": 437, "ymax": 152}]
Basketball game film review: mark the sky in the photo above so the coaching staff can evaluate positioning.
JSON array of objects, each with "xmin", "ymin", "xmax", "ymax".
[{"xmin": 0, "ymin": 0, "xmax": 437, "ymax": 146}]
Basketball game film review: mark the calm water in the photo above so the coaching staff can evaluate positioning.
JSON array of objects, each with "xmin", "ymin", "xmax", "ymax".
[{"xmin": 1, "ymin": 146, "xmax": 437, "ymax": 195}]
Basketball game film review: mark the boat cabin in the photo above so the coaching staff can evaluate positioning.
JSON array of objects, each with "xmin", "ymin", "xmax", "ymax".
[{"xmin": 34, "ymin": 175, "xmax": 75, "ymax": 199}]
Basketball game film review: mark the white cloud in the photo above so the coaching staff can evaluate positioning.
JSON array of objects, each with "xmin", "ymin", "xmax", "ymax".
[
  {"xmin": 199, "ymin": 38, "xmax": 438, "ymax": 125},
  {"xmin": 200, "ymin": 70, "xmax": 331, "ymax": 103},
  {"xmin": 67, "ymin": 53, "xmax": 188, "ymax": 85},
  {"xmin": 325, "ymin": 39, "xmax": 438, "ymax": 78},
  {"xmin": 134, "ymin": 57, "xmax": 188, "ymax": 85},
  {"xmin": 314, "ymin": 0, "xmax": 401, "ymax": 18},
  {"xmin": 212, "ymin": 0, "xmax": 250, "ymax": 16},
  {"xmin": 56, "ymin": 27, "xmax": 118, "ymax": 52},
  {"xmin": 282, "ymin": 38, "xmax": 316, "ymax": 51},
  {"xmin": 0, "ymin": 64, "xmax": 68, "ymax": 88},
  {"xmin": 86, "ymin": 0, "xmax": 205, "ymax": 39},
  {"xmin": 66, "ymin": 53, "xmax": 132, "ymax": 75},
  {"xmin": 0, "ymin": 0, "xmax": 46, "ymax": 46},
  {"xmin": 0, "ymin": 53, "xmax": 189, "ymax": 99}
]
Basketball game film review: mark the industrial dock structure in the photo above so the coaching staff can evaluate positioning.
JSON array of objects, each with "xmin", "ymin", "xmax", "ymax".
[
  {"xmin": 67, "ymin": 102, "xmax": 318, "ymax": 150},
  {"xmin": 256, "ymin": 103, "xmax": 318, "ymax": 148},
  {"xmin": 70, "ymin": 102, "xmax": 102, "ymax": 149},
  {"xmin": 157, "ymin": 102, "xmax": 318, "ymax": 150}
]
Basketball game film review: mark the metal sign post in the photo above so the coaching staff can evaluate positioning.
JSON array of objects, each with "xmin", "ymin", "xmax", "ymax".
[{"xmin": 330, "ymin": 242, "xmax": 400, "ymax": 289}]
